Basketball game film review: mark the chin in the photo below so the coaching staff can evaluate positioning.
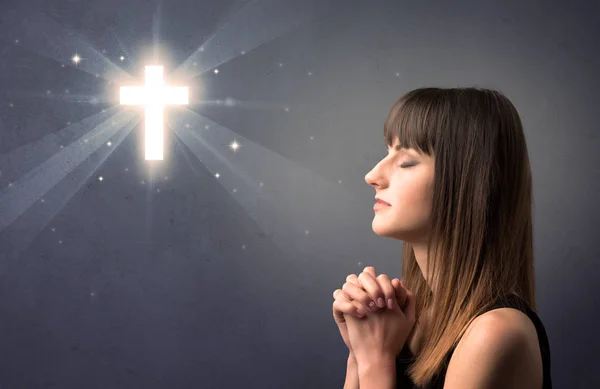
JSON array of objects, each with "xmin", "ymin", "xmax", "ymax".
[{"xmin": 372, "ymin": 221, "xmax": 403, "ymax": 240}]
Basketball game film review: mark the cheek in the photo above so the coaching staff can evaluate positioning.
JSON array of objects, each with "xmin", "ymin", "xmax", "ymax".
[
  {"xmin": 393, "ymin": 178, "xmax": 432, "ymax": 210},
  {"xmin": 387, "ymin": 181, "xmax": 433, "ymax": 227}
]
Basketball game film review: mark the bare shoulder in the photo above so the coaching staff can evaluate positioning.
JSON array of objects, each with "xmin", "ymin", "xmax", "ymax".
[{"xmin": 443, "ymin": 308, "xmax": 543, "ymax": 389}]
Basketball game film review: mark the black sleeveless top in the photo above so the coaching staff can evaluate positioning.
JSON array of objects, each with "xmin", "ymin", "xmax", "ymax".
[{"xmin": 395, "ymin": 294, "xmax": 553, "ymax": 388}]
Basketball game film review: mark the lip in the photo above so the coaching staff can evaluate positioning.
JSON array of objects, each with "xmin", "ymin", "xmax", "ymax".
[
  {"xmin": 373, "ymin": 202, "xmax": 390, "ymax": 211},
  {"xmin": 375, "ymin": 197, "xmax": 391, "ymax": 206}
]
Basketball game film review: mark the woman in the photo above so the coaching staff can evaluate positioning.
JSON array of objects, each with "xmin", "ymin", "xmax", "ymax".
[{"xmin": 332, "ymin": 87, "xmax": 552, "ymax": 389}]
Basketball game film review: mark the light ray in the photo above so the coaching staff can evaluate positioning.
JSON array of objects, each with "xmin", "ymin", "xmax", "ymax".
[
  {"xmin": 0, "ymin": 116, "xmax": 138, "ymax": 272},
  {"xmin": 0, "ymin": 5, "xmax": 134, "ymax": 85},
  {"xmin": 168, "ymin": 108, "xmax": 367, "ymax": 262},
  {"xmin": 0, "ymin": 106, "xmax": 120, "ymax": 183},
  {"xmin": 0, "ymin": 109, "xmax": 138, "ymax": 234},
  {"xmin": 108, "ymin": 26, "xmax": 135, "ymax": 68},
  {"xmin": 170, "ymin": 0, "xmax": 341, "ymax": 81}
]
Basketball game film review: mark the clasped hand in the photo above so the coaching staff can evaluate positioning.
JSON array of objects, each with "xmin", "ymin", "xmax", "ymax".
[{"xmin": 332, "ymin": 266, "xmax": 416, "ymax": 367}]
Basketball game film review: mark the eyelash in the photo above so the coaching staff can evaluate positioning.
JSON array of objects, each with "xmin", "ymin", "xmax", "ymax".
[{"xmin": 399, "ymin": 162, "xmax": 416, "ymax": 168}]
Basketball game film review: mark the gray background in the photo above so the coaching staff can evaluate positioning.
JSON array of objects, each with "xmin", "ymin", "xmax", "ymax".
[{"xmin": 0, "ymin": 0, "xmax": 598, "ymax": 388}]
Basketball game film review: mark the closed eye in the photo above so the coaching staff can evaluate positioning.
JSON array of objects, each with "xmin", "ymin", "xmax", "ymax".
[{"xmin": 399, "ymin": 162, "xmax": 417, "ymax": 168}]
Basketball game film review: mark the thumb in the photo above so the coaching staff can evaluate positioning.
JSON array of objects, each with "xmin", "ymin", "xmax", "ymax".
[{"xmin": 391, "ymin": 278, "xmax": 406, "ymax": 307}]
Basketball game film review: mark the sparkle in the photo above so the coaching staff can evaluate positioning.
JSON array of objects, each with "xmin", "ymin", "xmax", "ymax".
[
  {"xmin": 214, "ymin": 68, "xmax": 219, "ymax": 74},
  {"xmin": 120, "ymin": 56, "xmax": 125, "ymax": 61},
  {"xmin": 14, "ymin": 39, "xmax": 19, "ymax": 44},
  {"xmin": 305, "ymin": 230, "xmax": 309, "ymax": 235},
  {"xmin": 229, "ymin": 139, "xmax": 241, "ymax": 152},
  {"xmin": 107, "ymin": 141, "xmax": 112, "ymax": 147},
  {"xmin": 72, "ymin": 53, "xmax": 81, "ymax": 65},
  {"xmin": 308, "ymin": 72, "xmax": 312, "ymax": 76},
  {"xmin": 40, "ymin": 199, "xmax": 45, "ymax": 203},
  {"xmin": 242, "ymin": 244, "xmax": 246, "ymax": 249},
  {"xmin": 241, "ymin": 51, "xmax": 245, "ymax": 55},
  {"xmin": 91, "ymin": 292, "xmax": 95, "ymax": 296},
  {"xmin": 215, "ymin": 172, "xmax": 220, "ymax": 178},
  {"xmin": 279, "ymin": 63, "xmax": 283, "ymax": 67},
  {"xmin": 51, "ymin": 228, "xmax": 55, "ymax": 232},
  {"xmin": 65, "ymin": 89, "xmax": 69, "ymax": 93},
  {"xmin": 395, "ymin": 72, "xmax": 400, "ymax": 76},
  {"xmin": 62, "ymin": 64, "xmax": 65, "ymax": 68},
  {"xmin": 232, "ymin": 188, "xmax": 237, "ymax": 193},
  {"xmin": 58, "ymin": 240, "xmax": 63, "ymax": 244},
  {"xmin": 9, "ymin": 103, "xmax": 13, "ymax": 107},
  {"xmin": 98, "ymin": 176, "xmax": 103, "ymax": 181}
]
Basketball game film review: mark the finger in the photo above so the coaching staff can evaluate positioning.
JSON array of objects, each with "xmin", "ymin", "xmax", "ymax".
[
  {"xmin": 357, "ymin": 271, "xmax": 385, "ymax": 310},
  {"xmin": 342, "ymin": 281, "xmax": 374, "ymax": 312},
  {"xmin": 363, "ymin": 266, "xmax": 377, "ymax": 280},
  {"xmin": 333, "ymin": 289, "xmax": 366, "ymax": 318},
  {"xmin": 346, "ymin": 274, "xmax": 360, "ymax": 287},
  {"xmin": 343, "ymin": 274, "xmax": 360, "ymax": 301},
  {"xmin": 334, "ymin": 288, "xmax": 366, "ymax": 310},
  {"xmin": 375, "ymin": 274, "xmax": 396, "ymax": 310},
  {"xmin": 391, "ymin": 278, "xmax": 407, "ymax": 309}
]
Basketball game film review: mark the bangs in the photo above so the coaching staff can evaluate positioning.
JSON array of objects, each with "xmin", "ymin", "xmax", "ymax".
[{"xmin": 383, "ymin": 89, "xmax": 442, "ymax": 155}]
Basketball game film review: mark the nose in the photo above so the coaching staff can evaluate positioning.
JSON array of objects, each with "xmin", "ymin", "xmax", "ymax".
[{"xmin": 365, "ymin": 166, "xmax": 382, "ymax": 188}]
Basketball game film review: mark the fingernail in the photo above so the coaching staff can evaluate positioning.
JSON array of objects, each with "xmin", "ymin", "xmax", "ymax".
[
  {"xmin": 388, "ymin": 298, "xmax": 394, "ymax": 309},
  {"xmin": 369, "ymin": 301, "xmax": 377, "ymax": 311},
  {"xmin": 377, "ymin": 298, "xmax": 385, "ymax": 308}
]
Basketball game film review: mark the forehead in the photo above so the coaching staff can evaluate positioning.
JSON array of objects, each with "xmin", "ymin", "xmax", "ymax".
[
  {"xmin": 387, "ymin": 139, "xmax": 430, "ymax": 158},
  {"xmin": 387, "ymin": 139, "xmax": 410, "ymax": 152}
]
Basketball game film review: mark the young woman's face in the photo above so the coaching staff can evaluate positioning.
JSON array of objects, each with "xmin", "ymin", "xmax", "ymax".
[{"xmin": 364, "ymin": 138, "xmax": 435, "ymax": 243}]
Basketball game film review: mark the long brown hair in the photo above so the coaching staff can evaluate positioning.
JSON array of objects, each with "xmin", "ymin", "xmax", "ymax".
[{"xmin": 384, "ymin": 87, "xmax": 535, "ymax": 386}]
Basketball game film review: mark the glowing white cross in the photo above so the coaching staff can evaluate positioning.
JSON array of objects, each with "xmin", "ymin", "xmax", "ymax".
[{"xmin": 120, "ymin": 66, "xmax": 188, "ymax": 160}]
